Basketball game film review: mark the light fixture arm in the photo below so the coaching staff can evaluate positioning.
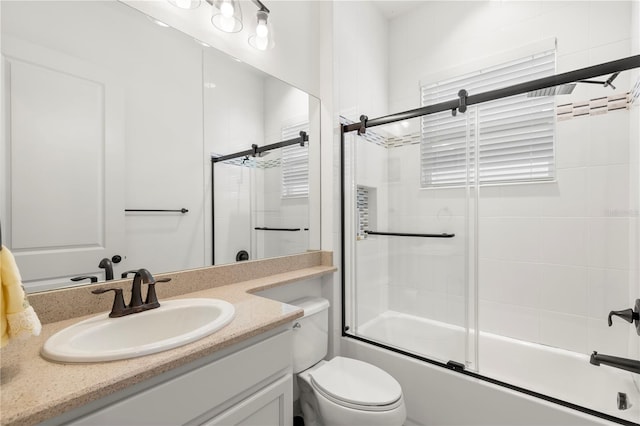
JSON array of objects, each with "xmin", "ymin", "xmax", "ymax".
[
  {"xmin": 206, "ymin": 0, "xmax": 268, "ymax": 14},
  {"xmin": 251, "ymin": 0, "xmax": 269, "ymax": 14}
]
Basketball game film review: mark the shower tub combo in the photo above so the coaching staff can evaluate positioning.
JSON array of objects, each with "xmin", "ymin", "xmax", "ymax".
[
  {"xmin": 358, "ymin": 311, "xmax": 640, "ymax": 423},
  {"xmin": 341, "ymin": 54, "xmax": 640, "ymax": 425}
]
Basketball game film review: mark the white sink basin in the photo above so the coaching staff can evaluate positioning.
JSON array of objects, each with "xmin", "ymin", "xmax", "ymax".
[{"xmin": 42, "ymin": 298, "xmax": 235, "ymax": 363}]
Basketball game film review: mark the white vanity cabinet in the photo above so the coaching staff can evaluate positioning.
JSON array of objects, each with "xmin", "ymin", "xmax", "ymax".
[{"xmin": 57, "ymin": 328, "xmax": 293, "ymax": 426}]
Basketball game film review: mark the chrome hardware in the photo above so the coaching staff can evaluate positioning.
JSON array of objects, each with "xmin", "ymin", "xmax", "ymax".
[{"xmin": 293, "ymin": 322, "xmax": 301, "ymax": 329}]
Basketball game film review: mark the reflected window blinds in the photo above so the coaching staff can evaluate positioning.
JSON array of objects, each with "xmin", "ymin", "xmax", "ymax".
[{"xmin": 281, "ymin": 122, "xmax": 309, "ymax": 198}]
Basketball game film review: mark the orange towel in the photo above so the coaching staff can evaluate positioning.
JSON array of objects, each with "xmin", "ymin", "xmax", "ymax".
[{"xmin": 1, "ymin": 245, "xmax": 41, "ymax": 347}]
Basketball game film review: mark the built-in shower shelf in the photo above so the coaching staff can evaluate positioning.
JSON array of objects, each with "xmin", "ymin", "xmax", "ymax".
[{"xmin": 364, "ymin": 230, "xmax": 455, "ymax": 238}]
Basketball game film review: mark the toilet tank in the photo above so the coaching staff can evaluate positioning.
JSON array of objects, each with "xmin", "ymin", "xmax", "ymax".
[{"xmin": 288, "ymin": 296, "xmax": 330, "ymax": 373}]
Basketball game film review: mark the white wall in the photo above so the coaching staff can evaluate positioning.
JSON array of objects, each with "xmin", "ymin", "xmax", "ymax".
[
  {"xmin": 333, "ymin": 0, "xmax": 389, "ymax": 120},
  {"xmin": 122, "ymin": 0, "xmax": 321, "ymax": 98},
  {"xmin": 333, "ymin": 0, "xmax": 390, "ymax": 328}
]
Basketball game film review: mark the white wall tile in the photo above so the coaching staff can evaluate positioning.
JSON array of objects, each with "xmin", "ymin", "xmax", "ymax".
[
  {"xmin": 417, "ymin": 290, "xmax": 448, "ymax": 323},
  {"xmin": 388, "ymin": 286, "xmax": 419, "ymax": 315},
  {"xmin": 588, "ymin": 113, "xmax": 630, "ymax": 166},
  {"xmin": 588, "ymin": 1, "xmax": 632, "ymax": 49},
  {"xmin": 587, "ymin": 267, "xmax": 630, "ymax": 320},
  {"xmin": 538, "ymin": 264, "xmax": 588, "ymax": 316},
  {"xmin": 537, "ymin": 168, "xmax": 588, "ymax": 218},
  {"xmin": 539, "ymin": 310, "xmax": 588, "ymax": 353},
  {"xmin": 480, "ymin": 300, "xmax": 540, "ymax": 343},
  {"xmin": 480, "ymin": 218, "xmax": 542, "ymax": 262},
  {"xmin": 479, "ymin": 259, "xmax": 541, "ymax": 308},
  {"xmin": 539, "ymin": 218, "xmax": 588, "ymax": 266},
  {"xmin": 556, "ymin": 118, "xmax": 589, "ymax": 169},
  {"xmin": 587, "ymin": 318, "xmax": 630, "ymax": 357},
  {"xmin": 587, "ymin": 218, "xmax": 631, "ymax": 270},
  {"xmin": 586, "ymin": 164, "xmax": 629, "ymax": 217}
]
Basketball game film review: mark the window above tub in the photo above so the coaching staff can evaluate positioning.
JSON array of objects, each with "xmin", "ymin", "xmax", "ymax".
[{"xmin": 420, "ymin": 49, "xmax": 557, "ymax": 188}]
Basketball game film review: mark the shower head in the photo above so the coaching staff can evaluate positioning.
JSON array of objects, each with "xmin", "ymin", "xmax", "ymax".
[{"xmin": 527, "ymin": 83, "xmax": 576, "ymax": 97}]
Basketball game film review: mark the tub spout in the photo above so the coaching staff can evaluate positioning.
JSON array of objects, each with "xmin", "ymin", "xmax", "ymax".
[{"xmin": 590, "ymin": 351, "xmax": 640, "ymax": 374}]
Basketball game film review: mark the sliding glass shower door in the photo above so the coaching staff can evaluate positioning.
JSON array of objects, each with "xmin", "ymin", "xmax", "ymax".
[
  {"xmin": 343, "ymin": 61, "xmax": 640, "ymax": 423},
  {"xmin": 343, "ymin": 113, "xmax": 478, "ymax": 369},
  {"xmin": 250, "ymin": 144, "xmax": 310, "ymax": 260}
]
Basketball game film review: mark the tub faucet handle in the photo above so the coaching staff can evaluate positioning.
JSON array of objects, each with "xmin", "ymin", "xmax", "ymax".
[
  {"xmin": 607, "ymin": 299, "xmax": 640, "ymax": 336},
  {"xmin": 607, "ymin": 308, "xmax": 638, "ymax": 326}
]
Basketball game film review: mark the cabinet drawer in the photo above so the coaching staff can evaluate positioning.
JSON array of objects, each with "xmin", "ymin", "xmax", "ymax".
[{"xmin": 70, "ymin": 330, "xmax": 292, "ymax": 425}]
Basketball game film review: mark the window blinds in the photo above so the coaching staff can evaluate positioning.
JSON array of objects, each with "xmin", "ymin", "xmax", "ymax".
[
  {"xmin": 281, "ymin": 122, "xmax": 309, "ymax": 198},
  {"xmin": 420, "ymin": 50, "xmax": 556, "ymax": 188}
]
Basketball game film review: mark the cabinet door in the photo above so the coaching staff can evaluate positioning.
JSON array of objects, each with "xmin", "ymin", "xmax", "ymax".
[
  {"xmin": 1, "ymin": 36, "xmax": 125, "ymax": 290},
  {"xmin": 204, "ymin": 374, "xmax": 293, "ymax": 426}
]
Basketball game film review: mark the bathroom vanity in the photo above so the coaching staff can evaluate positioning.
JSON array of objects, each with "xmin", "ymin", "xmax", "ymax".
[
  {"xmin": 60, "ymin": 330, "xmax": 293, "ymax": 425},
  {"xmin": 0, "ymin": 252, "xmax": 335, "ymax": 426}
]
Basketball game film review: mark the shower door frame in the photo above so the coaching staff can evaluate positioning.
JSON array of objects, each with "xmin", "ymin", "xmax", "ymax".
[{"xmin": 340, "ymin": 54, "xmax": 640, "ymax": 426}]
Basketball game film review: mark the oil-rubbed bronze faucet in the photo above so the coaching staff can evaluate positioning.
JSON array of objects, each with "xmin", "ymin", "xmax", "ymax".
[{"xmin": 92, "ymin": 269, "xmax": 171, "ymax": 318}]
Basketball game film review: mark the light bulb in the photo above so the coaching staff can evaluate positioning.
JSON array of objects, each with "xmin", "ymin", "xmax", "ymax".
[
  {"xmin": 254, "ymin": 36, "xmax": 268, "ymax": 51},
  {"xmin": 220, "ymin": 1, "xmax": 234, "ymax": 18},
  {"xmin": 256, "ymin": 21, "xmax": 268, "ymax": 38},
  {"xmin": 219, "ymin": 15, "xmax": 236, "ymax": 32}
]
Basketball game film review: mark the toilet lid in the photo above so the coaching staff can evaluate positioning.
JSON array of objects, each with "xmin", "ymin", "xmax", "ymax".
[{"xmin": 309, "ymin": 357, "xmax": 402, "ymax": 408}]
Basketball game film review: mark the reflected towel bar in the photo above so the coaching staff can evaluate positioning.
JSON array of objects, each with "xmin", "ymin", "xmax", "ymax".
[
  {"xmin": 125, "ymin": 209, "xmax": 189, "ymax": 213},
  {"xmin": 365, "ymin": 230, "xmax": 455, "ymax": 238},
  {"xmin": 254, "ymin": 227, "xmax": 301, "ymax": 231}
]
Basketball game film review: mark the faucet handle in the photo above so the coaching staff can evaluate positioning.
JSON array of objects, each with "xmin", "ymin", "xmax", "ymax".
[
  {"xmin": 608, "ymin": 299, "xmax": 640, "ymax": 336},
  {"xmin": 71, "ymin": 275, "xmax": 98, "ymax": 283},
  {"xmin": 92, "ymin": 287, "xmax": 126, "ymax": 318},
  {"xmin": 121, "ymin": 270, "xmax": 139, "ymax": 279},
  {"xmin": 144, "ymin": 278, "xmax": 171, "ymax": 307}
]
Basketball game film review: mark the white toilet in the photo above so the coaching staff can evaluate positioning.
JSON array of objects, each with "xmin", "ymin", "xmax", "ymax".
[{"xmin": 289, "ymin": 297, "xmax": 406, "ymax": 426}]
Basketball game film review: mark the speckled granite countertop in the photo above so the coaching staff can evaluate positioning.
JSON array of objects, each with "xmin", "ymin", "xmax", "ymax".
[{"xmin": 0, "ymin": 252, "xmax": 335, "ymax": 426}]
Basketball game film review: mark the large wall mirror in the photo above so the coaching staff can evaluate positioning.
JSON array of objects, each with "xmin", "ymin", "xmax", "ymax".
[{"xmin": 0, "ymin": 0, "xmax": 321, "ymax": 293}]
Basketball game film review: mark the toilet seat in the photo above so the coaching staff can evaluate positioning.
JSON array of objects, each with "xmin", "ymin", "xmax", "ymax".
[{"xmin": 309, "ymin": 357, "xmax": 403, "ymax": 412}]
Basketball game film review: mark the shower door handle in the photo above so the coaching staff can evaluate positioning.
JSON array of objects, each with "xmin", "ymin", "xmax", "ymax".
[{"xmin": 607, "ymin": 299, "xmax": 640, "ymax": 336}]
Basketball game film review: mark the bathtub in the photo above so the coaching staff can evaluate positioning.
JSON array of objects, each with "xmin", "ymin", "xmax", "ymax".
[{"xmin": 355, "ymin": 311, "xmax": 640, "ymax": 424}]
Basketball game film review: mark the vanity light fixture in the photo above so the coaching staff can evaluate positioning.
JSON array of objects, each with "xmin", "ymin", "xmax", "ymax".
[
  {"xmin": 168, "ymin": 0, "xmax": 201, "ymax": 10},
  {"xmin": 203, "ymin": 0, "xmax": 273, "ymax": 50},
  {"xmin": 209, "ymin": 0, "xmax": 243, "ymax": 33},
  {"xmin": 248, "ymin": 9, "xmax": 274, "ymax": 51}
]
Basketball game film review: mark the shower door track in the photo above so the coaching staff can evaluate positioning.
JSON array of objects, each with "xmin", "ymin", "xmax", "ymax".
[
  {"xmin": 340, "ymin": 54, "xmax": 640, "ymax": 426},
  {"xmin": 341, "ymin": 55, "xmax": 640, "ymax": 134}
]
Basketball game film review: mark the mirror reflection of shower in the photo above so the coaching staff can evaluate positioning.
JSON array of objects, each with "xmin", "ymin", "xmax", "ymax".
[{"xmin": 212, "ymin": 129, "xmax": 311, "ymax": 265}]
